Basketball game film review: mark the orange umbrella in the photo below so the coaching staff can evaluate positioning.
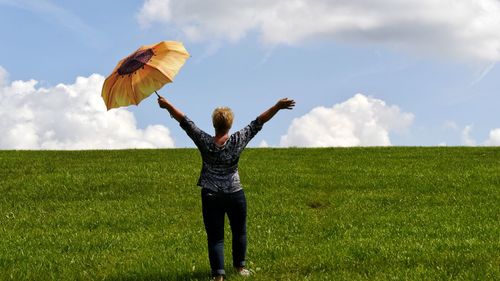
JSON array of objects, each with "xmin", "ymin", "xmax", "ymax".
[{"xmin": 102, "ymin": 41, "xmax": 189, "ymax": 110}]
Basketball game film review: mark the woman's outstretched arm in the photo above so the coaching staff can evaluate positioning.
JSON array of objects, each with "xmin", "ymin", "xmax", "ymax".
[
  {"xmin": 257, "ymin": 98, "xmax": 296, "ymax": 124},
  {"xmin": 158, "ymin": 96, "xmax": 210, "ymax": 149},
  {"xmin": 157, "ymin": 96, "xmax": 185, "ymax": 123}
]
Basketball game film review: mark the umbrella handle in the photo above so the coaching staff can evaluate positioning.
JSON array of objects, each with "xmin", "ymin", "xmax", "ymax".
[{"xmin": 155, "ymin": 91, "xmax": 160, "ymax": 98}]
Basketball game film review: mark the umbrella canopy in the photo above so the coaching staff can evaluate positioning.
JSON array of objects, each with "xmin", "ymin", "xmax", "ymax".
[{"xmin": 102, "ymin": 41, "xmax": 189, "ymax": 110}]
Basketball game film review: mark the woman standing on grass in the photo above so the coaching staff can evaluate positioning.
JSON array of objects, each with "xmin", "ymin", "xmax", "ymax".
[{"xmin": 158, "ymin": 96, "xmax": 295, "ymax": 280}]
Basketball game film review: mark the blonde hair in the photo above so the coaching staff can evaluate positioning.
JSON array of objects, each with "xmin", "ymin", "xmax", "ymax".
[{"xmin": 212, "ymin": 107, "xmax": 234, "ymax": 133}]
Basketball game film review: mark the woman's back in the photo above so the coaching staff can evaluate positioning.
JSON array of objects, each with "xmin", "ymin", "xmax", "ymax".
[
  {"xmin": 157, "ymin": 96, "xmax": 295, "ymax": 280},
  {"xmin": 179, "ymin": 116, "xmax": 263, "ymax": 193}
]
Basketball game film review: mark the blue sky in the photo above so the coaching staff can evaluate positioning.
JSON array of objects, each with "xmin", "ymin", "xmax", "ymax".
[{"xmin": 0, "ymin": 0, "xmax": 499, "ymax": 149}]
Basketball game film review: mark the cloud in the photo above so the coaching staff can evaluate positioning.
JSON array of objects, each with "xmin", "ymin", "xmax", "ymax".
[
  {"xmin": 470, "ymin": 62, "xmax": 496, "ymax": 86},
  {"xmin": 446, "ymin": 124, "xmax": 500, "ymax": 146},
  {"xmin": 258, "ymin": 140, "xmax": 269, "ymax": 148},
  {"xmin": 484, "ymin": 128, "xmax": 500, "ymax": 146},
  {"xmin": 0, "ymin": 65, "xmax": 7, "ymax": 88},
  {"xmin": 461, "ymin": 125, "xmax": 476, "ymax": 146},
  {"xmin": 460, "ymin": 125, "xmax": 500, "ymax": 146},
  {"xmin": 137, "ymin": 0, "xmax": 172, "ymax": 27},
  {"xmin": 0, "ymin": 67, "xmax": 175, "ymax": 149},
  {"xmin": 138, "ymin": 0, "xmax": 500, "ymax": 61},
  {"xmin": 280, "ymin": 94, "xmax": 414, "ymax": 147}
]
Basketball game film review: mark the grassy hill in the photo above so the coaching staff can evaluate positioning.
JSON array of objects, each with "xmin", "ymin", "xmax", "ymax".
[{"xmin": 0, "ymin": 148, "xmax": 499, "ymax": 280}]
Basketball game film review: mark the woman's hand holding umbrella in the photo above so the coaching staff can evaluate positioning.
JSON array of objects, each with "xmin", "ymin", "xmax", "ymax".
[{"xmin": 157, "ymin": 95, "xmax": 185, "ymax": 122}]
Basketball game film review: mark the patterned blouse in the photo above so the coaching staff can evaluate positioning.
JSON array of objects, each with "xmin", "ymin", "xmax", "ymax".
[{"xmin": 180, "ymin": 115, "xmax": 264, "ymax": 193}]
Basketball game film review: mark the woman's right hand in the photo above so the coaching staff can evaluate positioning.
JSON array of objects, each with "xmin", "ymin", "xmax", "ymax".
[
  {"xmin": 275, "ymin": 98, "xmax": 296, "ymax": 110},
  {"xmin": 157, "ymin": 96, "xmax": 186, "ymax": 122},
  {"xmin": 158, "ymin": 96, "xmax": 169, "ymax": 109}
]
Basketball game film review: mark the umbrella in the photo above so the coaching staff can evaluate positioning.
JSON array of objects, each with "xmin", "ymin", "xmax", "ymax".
[{"xmin": 101, "ymin": 41, "xmax": 189, "ymax": 110}]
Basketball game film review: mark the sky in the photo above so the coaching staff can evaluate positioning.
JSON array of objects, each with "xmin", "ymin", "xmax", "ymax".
[{"xmin": 0, "ymin": 0, "xmax": 499, "ymax": 149}]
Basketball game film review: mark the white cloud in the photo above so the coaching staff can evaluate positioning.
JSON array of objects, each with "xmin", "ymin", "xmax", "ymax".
[
  {"xmin": 450, "ymin": 124, "xmax": 500, "ymax": 146},
  {"xmin": 470, "ymin": 62, "xmax": 497, "ymax": 86},
  {"xmin": 461, "ymin": 125, "xmax": 477, "ymax": 146},
  {"xmin": 137, "ymin": 0, "xmax": 172, "ymax": 27},
  {"xmin": 0, "ymin": 65, "xmax": 8, "ymax": 87},
  {"xmin": 138, "ymin": 0, "xmax": 500, "ymax": 61},
  {"xmin": 484, "ymin": 128, "xmax": 500, "ymax": 146},
  {"xmin": 280, "ymin": 94, "xmax": 414, "ymax": 147},
  {"xmin": 258, "ymin": 140, "xmax": 269, "ymax": 148},
  {"xmin": 0, "ymin": 67, "xmax": 175, "ymax": 149}
]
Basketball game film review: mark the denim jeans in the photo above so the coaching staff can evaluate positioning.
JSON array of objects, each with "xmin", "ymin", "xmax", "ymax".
[{"xmin": 201, "ymin": 188, "xmax": 247, "ymax": 277}]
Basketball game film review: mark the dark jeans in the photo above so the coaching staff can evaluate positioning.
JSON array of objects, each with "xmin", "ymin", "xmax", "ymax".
[{"xmin": 201, "ymin": 188, "xmax": 247, "ymax": 277}]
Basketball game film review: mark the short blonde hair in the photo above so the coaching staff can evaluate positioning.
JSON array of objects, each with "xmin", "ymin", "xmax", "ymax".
[{"xmin": 212, "ymin": 107, "xmax": 234, "ymax": 132}]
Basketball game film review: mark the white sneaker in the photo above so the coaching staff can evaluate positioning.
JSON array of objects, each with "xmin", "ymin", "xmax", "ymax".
[
  {"xmin": 211, "ymin": 275, "xmax": 224, "ymax": 281},
  {"xmin": 237, "ymin": 268, "xmax": 253, "ymax": 277}
]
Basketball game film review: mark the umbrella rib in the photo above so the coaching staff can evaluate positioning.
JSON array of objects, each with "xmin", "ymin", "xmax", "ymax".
[
  {"xmin": 129, "ymin": 76, "xmax": 139, "ymax": 105},
  {"xmin": 145, "ymin": 61, "xmax": 174, "ymax": 82},
  {"xmin": 105, "ymin": 75, "xmax": 120, "ymax": 109},
  {"xmin": 144, "ymin": 64, "xmax": 173, "ymax": 88},
  {"xmin": 159, "ymin": 49, "xmax": 189, "ymax": 57}
]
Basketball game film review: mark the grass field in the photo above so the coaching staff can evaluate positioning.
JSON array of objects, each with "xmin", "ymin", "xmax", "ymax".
[{"xmin": 0, "ymin": 147, "xmax": 499, "ymax": 280}]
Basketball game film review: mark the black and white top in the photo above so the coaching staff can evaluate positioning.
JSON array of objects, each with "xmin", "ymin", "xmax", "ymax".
[{"xmin": 180, "ymin": 115, "xmax": 263, "ymax": 193}]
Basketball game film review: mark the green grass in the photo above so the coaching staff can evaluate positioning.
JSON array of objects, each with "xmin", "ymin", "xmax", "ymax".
[{"xmin": 0, "ymin": 147, "xmax": 499, "ymax": 280}]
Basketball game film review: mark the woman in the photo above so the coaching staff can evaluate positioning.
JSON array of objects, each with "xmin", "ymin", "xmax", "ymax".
[{"xmin": 158, "ymin": 96, "xmax": 295, "ymax": 280}]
